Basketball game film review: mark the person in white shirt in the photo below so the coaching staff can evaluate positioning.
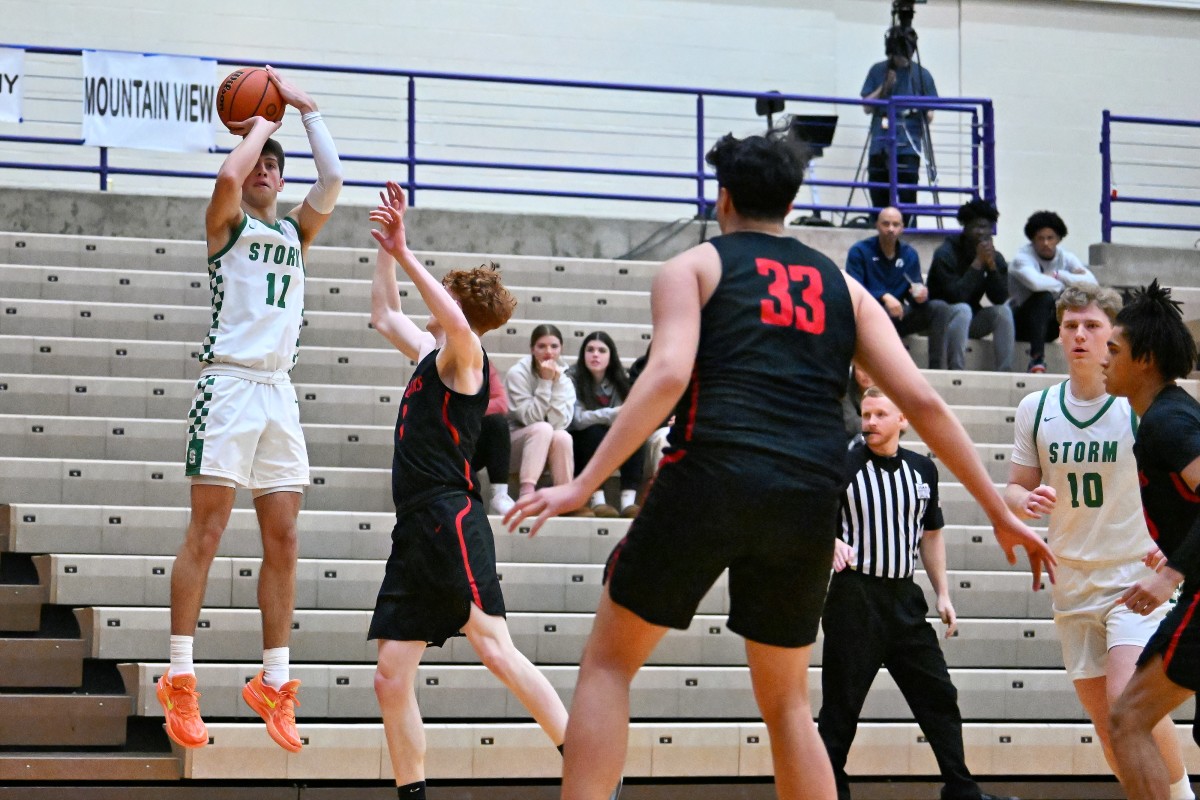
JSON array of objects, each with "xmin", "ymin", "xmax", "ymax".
[
  {"xmin": 1009, "ymin": 211, "xmax": 1097, "ymax": 373},
  {"xmin": 1004, "ymin": 283, "xmax": 1192, "ymax": 800},
  {"xmin": 505, "ymin": 324, "xmax": 593, "ymax": 516}
]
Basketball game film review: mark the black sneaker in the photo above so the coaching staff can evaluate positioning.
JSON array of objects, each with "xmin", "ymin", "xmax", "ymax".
[{"xmin": 1027, "ymin": 358, "xmax": 1046, "ymax": 374}]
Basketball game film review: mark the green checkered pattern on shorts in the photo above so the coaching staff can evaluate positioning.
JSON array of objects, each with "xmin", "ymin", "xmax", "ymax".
[{"xmin": 184, "ymin": 376, "xmax": 217, "ymax": 475}]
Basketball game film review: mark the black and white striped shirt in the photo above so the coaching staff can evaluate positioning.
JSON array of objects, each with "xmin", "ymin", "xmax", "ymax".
[{"xmin": 841, "ymin": 443, "xmax": 943, "ymax": 579}]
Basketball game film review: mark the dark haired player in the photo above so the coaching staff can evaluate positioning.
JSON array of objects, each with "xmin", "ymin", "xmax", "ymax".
[
  {"xmin": 159, "ymin": 66, "xmax": 342, "ymax": 752},
  {"xmin": 1103, "ymin": 282, "xmax": 1200, "ymax": 800},
  {"xmin": 366, "ymin": 183, "xmax": 573, "ymax": 800},
  {"xmin": 506, "ymin": 132, "xmax": 1055, "ymax": 800}
]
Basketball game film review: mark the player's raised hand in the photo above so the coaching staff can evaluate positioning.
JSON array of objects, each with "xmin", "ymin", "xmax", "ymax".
[
  {"xmin": 503, "ymin": 481, "xmax": 590, "ymax": 537},
  {"xmin": 992, "ymin": 508, "xmax": 1056, "ymax": 591},
  {"xmin": 369, "ymin": 182, "xmax": 409, "ymax": 256},
  {"xmin": 226, "ymin": 116, "xmax": 283, "ymax": 138},
  {"xmin": 264, "ymin": 65, "xmax": 317, "ymax": 114}
]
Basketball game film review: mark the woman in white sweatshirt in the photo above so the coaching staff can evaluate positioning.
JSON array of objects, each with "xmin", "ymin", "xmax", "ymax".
[{"xmin": 505, "ymin": 324, "xmax": 592, "ymax": 515}]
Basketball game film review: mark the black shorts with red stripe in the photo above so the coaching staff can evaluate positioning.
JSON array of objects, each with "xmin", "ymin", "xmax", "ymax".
[
  {"xmin": 369, "ymin": 491, "xmax": 505, "ymax": 647},
  {"xmin": 605, "ymin": 446, "xmax": 839, "ymax": 648},
  {"xmin": 1139, "ymin": 580, "xmax": 1200, "ymax": 694}
]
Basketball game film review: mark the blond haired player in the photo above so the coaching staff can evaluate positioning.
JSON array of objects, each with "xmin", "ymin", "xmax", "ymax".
[
  {"xmin": 157, "ymin": 66, "xmax": 343, "ymax": 753},
  {"xmin": 1005, "ymin": 284, "xmax": 1191, "ymax": 799}
]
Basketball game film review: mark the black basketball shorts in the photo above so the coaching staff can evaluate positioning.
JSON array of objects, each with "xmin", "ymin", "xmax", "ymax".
[
  {"xmin": 605, "ymin": 448, "xmax": 838, "ymax": 648},
  {"xmin": 1139, "ymin": 581, "xmax": 1200, "ymax": 693},
  {"xmin": 368, "ymin": 492, "xmax": 505, "ymax": 647}
]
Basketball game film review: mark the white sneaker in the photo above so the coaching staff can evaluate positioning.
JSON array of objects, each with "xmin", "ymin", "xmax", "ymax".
[{"xmin": 489, "ymin": 492, "xmax": 516, "ymax": 516}]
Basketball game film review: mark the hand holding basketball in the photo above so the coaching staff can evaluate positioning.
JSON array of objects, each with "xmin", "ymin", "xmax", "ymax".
[
  {"xmin": 216, "ymin": 67, "xmax": 285, "ymax": 131},
  {"xmin": 264, "ymin": 66, "xmax": 317, "ymax": 115}
]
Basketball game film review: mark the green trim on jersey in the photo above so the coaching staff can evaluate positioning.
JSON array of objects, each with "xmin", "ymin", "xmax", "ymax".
[
  {"xmin": 1131, "ymin": 407, "xmax": 1139, "ymax": 437},
  {"xmin": 1059, "ymin": 380, "xmax": 1117, "ymax": 429},
  {"xmin": 1031, "ymin": 387, "xmax": 1050, "ymax": 446},
  {"xmin": 199, "ymin": 262, "xmax": 225, "ymax": 363},
  {"xmin": 208, "ymin": 214, "xmax": 248, "ymax": 265}
]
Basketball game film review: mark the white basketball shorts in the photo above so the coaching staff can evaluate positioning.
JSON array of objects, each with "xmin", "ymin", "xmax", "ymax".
[{"xmin": 184, "ymin": 372, "xmax": 309, "ymax": 490}]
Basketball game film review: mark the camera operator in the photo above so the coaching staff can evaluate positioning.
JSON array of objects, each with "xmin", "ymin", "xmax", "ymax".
[{"xmin": 861, "ymin": 25, "xmax": 938, "ymax": 226}]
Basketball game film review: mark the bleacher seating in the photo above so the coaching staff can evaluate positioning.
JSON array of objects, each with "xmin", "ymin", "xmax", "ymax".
[{"xmin": 1, "ymin": 229, "xmax": 1198, "ymax": 791}]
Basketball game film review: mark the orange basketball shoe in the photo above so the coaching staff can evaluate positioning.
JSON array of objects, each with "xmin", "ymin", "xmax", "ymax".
[
  {"xmin": 242, "ymin": 671, "xmax": 303, "ymax": 752},
  {"xmin": 156, "ymin": 673, "xmax": 208, "ymax": 748}
]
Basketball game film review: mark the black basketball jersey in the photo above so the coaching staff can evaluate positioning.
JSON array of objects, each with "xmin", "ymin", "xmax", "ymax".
[
  {"xmin": 391, "ymin": 349, "xmax": 489, "ymax": 511},
  {"xmin": 667, "ymin": 231, "xmax": 856, "ymax": 490},
  {"xmin": 1134, "ymin": 385, "xmax": 1200, "ymax": 584}
]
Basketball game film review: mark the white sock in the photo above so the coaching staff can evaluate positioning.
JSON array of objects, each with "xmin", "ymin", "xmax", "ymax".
[
  {"xmin": 491, "ymin": 484, "xmax": 510, "ymax": 500},
  {"xmin": 168, "ymin": 635, "xmax": 194, "ymax": 679},
  {"xmin": 591, "ymin": 490, "xmax": 607, "ymax": 507},
  {"xmin": 1170, "ymin": 776, "xmax": 1195, "ymax": 800},
  {"xmin": 263, "ymin": 647, "xmax": 290, "ymax": 688},
  {"xmin": 620, "ymin": 490, "xmax": 637, "ymax": 508}
]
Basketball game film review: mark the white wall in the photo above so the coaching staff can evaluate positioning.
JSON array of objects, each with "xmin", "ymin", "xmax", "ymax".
[{"xmin": 3, "ymin": 0, "xmax": 1199, "ymax": 252}]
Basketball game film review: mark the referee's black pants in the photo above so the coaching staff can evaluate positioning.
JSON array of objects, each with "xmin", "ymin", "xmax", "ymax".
[{"xmin": 818, "ymin": 568, "xmax": 980, "ymax": 800}]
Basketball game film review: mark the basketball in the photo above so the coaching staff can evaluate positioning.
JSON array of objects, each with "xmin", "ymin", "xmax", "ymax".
[{"xmin": 215, "ymin": 68, "xmax": 284, "ymax": 129}]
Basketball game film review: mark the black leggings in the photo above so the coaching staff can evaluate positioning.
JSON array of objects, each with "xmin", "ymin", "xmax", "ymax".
[
  {"xmin": 571, "ymin": 424, "xmax": 645, "ymax": 492},
  {"xmin": 1013, "ymin": 291, "xmax": 1058, "ymax": 361},
  {"xmin": 470, "ymin": 413, "xmax": 511, "ymax": 484}
]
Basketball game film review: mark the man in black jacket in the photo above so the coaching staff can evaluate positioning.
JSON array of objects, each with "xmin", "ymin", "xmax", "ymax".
[{"xmin": 927, "ymin": 199, "xmax": 1015, "ymax": 371}]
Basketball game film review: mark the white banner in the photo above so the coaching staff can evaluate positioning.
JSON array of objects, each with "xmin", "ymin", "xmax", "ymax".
[
  {"xmin": 0, "ymin": 47, "xmax": 23, "ymax": 123},
  {"xmin": 82, "ymin": 50, "xmax": 216, "ymax": 152}
]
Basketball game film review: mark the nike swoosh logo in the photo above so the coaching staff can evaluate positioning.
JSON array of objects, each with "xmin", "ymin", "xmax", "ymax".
[
  {"xmin": 434, "ymin": 525, "xmax": 442, "ymax": 533},
  {"xmin": 1043, "ymin": 416, "xmax": 1056, "ymax": 422}
]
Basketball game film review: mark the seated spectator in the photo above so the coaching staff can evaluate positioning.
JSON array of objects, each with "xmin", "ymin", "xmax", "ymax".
[
  {"xmin": 927, "ymin": 199, "xmax": 1015, "ymax": 372},
  {"xmin": 474, "ymin": 361, "xmax": 516, "ymax": 515},
  {"xmin": 568, "ymin": 331, "xmax": 645, "ymax": 518},
  {"xmin": 505, "ymin": 324, "xmax": 592, "ymax": 516},
  {"xmin": 846, "ymin": 206, "xmax": 968, "ymax": 369},
  {"xmin": 1009, "ymin": 210, "xmax": 1097, "ymax": 373}
]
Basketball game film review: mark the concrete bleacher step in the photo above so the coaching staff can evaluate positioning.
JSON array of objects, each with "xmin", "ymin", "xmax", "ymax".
[
  {"xmin": 0, "ymin": 636, "xmax": 86, "ymax": 687},
  {"xmin": 0, "ymin": 231, "xmax": 663, "ymax": 289},
  {"xmin": 76, "ymin": 606, "xmax": 1064, "ymax": 668},
  {"xmin": 0, "ymin": 263, "xmax": 654, "ymax": 324},
  {"xmin": 0, "ymin": 457, "xmax": 394, "ymax": 513},
  {"xmin": 0, "ymin": 503, "xmax": 633, "ymax": 564},
  {"xmin": 0, "ymin": 333, "xmax": 525, "ymax": 385},
  {"xmin": 0, "ymin": 693, "xmax": 132, "ymax": 746},
  {"xmin": 35, "ymin": 552, "xmax": 1044, "ymax": 619},
  {"xmin": 0, "ymin": 461, "xmax": 1045, "ymax": 527},
  {"xmin": 0, "ymin": 297, "xmax": 655, "ymax": 358},
  {"xmin": 117, "ymin": 661, "xmax": 1198, "ymax": 723},
  {"xmin": 168, "ymin": 720, "xmax": 1200, "ymax": 780},
  {"xmin": 0, "ymin": 581, "xmax": 46, "ymax": 631},
  {"xmin": 0, "ymin": 751, "xmax": 181, "ymax": 781}
]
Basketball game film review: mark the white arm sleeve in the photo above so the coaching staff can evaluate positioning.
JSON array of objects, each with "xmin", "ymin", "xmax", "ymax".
[{"xmin": 302, "ymin": 111, "xmax": 343, "ymax": 214}]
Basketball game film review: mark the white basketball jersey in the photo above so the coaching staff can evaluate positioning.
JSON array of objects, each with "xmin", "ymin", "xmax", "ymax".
[
  {"xmin": 1011, "ymin": 381, "xmax": 1151, "ymax": 563},
  {"xmin": 200, "ymin": 214, "xmax": 305, "ymax": 373}
]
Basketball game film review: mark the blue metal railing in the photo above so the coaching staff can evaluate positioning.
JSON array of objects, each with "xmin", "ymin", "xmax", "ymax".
[
  {"xmin": 1101, "ymin": 110, "xmax": 1200, "ymax": 242},
  {"xmin": 0, "ymin": 44, "xmax": 996, "ymax": 229}
]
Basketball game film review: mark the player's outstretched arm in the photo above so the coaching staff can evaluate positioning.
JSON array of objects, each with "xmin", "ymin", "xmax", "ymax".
[
  {"xmin": 846, "ymin": 274, "xmax": 1057, "ymax": 588},
  {"xmin": 370, "ymin": 182, "xmax": 478, "ymax": 368},
  {"xmin": 504, "ymin": 245, "xmax": 706, "ymax": 535},
  {"xmin": 206, "ymin": 116, "xmax": 281, "ymax": 250},
  {"xmin": 267, "ymin": 67, "xmax": 343, "ymax": 248},
  {"xmin": 370, "ymin": 243, "xmax": 434, "ymax": 362}
]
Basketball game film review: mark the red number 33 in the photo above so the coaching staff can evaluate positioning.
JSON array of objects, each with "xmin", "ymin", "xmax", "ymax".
[{"xmin": 756, "ymin": 259, "xmax": 826, "ymax": 333}]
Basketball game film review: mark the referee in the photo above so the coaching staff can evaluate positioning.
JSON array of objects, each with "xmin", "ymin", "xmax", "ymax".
[{"xmin": 818, "ymin": 386, "xmax": 1015, "ymax": 800}]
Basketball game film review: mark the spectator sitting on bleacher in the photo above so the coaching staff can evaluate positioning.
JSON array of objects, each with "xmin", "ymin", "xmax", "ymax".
[
  {"xmin": 1009, "ymin": 211, "xmax": 1097, "ymax": 374},
  {"xmin": 927, "ymin": 199, "xmax": 1015, "ymax": 372},
  {"xmin": 846, "ymin": 206, "xmax": 968, "ymax": 369},
  {"xmin": 505, "ymin": 324, "xmax": 593, "ymax": 516},
  {"xmin": 567, "ymin": 331, "xmax": 645, "ymax": 518},
  {"xmin": 475, "ymin": 360, "xmax": 516, "ymax": 515}
]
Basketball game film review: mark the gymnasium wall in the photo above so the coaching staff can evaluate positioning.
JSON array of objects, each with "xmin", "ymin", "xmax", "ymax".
[{"xmin": 5, "ymin": 0, "xmax": 1200, "ymax": 254}]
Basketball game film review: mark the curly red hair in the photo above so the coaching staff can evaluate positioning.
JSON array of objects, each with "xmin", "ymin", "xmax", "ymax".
[{"xmin": 441, "ymin": 262, "xmax": 517, "ymax": 334}]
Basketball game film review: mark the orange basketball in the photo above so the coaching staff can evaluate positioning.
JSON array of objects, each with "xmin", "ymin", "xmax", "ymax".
[{"xmin": 215, "ymin": 68, "xmax": 284, "ymax": 129}]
